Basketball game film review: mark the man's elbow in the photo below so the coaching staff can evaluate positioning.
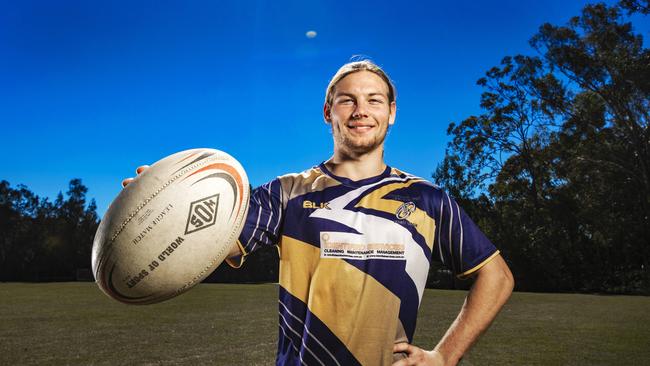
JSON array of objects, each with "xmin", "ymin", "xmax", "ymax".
[
  {"xmin": 502, "ymin": 265, "xmax": 515, "ymax": 295},
  {"xmin": 497, "ymin": 258, "xmax": 515, "ymax": 296},
  {"xmin": 486, "ymin": 255, "xmax": 515, "ymax": 297}
]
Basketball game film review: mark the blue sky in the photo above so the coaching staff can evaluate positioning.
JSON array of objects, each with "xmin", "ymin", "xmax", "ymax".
[{"xmin": 1, "ymin": 0, "xmax": 646, "ymax": 215}]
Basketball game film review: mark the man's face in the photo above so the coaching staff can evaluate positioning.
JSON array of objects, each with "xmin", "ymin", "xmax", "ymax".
[{"xmin": 324, "ymin": 71, "xmax": 396, "ymax": 156}]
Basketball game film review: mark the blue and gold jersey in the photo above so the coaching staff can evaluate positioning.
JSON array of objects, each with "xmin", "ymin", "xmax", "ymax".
[{"xmin": 229, "ymin": 163, "xmax": 498, "ymax": 366}]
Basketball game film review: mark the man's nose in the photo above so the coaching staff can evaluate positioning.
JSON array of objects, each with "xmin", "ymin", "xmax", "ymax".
[{"xmin": 352, "ymin": 102, "xmax": 368, "ymax": 119}]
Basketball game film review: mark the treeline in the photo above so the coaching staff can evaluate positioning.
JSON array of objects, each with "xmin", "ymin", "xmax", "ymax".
[
  {"xmin": 432, "ymin": 1, "xmax": 649, "ymax": 294},
  {"xmin": 0, "ymin": 179, "xmax": 279, "ymax": 283},
  {"xmin": 0, "ymin": 179, "xmax": 99, "ymax": 281}
]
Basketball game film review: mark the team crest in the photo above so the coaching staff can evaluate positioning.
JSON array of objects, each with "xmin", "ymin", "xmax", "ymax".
[{"xmin": 395, "ymin": 201, "xmax": 416, "ymax": 220}]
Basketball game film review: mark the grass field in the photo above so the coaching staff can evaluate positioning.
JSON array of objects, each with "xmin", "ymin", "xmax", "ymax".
[{"xmin": 1, "ymin": 283, "xmax": 649, "ymax": 365}]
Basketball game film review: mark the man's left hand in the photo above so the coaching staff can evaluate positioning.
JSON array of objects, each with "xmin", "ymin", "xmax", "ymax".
[{"xmin": 392, "ymin": 343, "xmax": 444, "ymax": 366}]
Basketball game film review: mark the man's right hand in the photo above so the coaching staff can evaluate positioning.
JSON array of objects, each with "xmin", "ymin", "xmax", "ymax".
[{"xmin": 121, "ymin": 165, "xmax": 149, "ymax": 187}]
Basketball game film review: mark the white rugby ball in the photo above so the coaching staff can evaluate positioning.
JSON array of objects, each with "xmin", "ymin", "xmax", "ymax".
[{"xmin": 92, "ymin": 148, "xmax": 249, "ymax": 305}]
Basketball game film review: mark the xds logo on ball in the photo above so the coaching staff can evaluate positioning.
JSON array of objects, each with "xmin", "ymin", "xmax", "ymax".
[{"xmin": 185, "ymin": 194, "xmax": 219, "ymax": 234}]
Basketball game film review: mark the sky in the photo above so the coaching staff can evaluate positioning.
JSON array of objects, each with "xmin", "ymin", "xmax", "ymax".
[{"xmin": 1, "ymin": 0, "xmax": 647, "ymax": 216}]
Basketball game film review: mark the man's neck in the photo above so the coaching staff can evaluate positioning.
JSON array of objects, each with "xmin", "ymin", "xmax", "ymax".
[{"xmin": 325, "ymin": 147, "xmax": 387, "ymax": 181}]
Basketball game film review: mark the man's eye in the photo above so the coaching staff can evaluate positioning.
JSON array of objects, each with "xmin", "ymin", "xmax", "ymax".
[
  {"xmin": 369, "ymin": 99, "xmax": 383, "ymax": 104},
  {"xmin": 339, "ymin": 99, "xmax": 354, "ymax": 104}
]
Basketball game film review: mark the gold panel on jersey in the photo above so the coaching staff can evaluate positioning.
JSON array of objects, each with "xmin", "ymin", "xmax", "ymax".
[
  {"xmin": 278, "ymin": 167, "xmax": 342, "ymax": 208},
  {"xmin": 279, "ymin": 236, "xmax": 321, "ymax": 304},
  {"xmin": 279, "ymin": 235, "xmax": 401, "ymax": 365},
  {"xmin": 355, "ymin": 181, "xmax": 437, "ymax": 250}
]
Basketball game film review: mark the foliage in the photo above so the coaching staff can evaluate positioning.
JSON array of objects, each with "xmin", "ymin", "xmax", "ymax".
[
  {"xmin": 0, "ymin": 179, "xmax": 99, "ymax": 281},
  {"xmin": 0, "ymin": 179, "xmax": 279, "ymax": 283},
  {"xmin": 433, "ymin": 2, "xmax": 649, "ymax": 293}
]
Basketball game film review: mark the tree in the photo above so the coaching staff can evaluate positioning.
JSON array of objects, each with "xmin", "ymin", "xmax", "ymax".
[
  {"xmin": 619, "ymin": 0, "xmax": 650, "ymax": 14},
  {"xmin": 0, "ymin": 179, "xmax": 99, "ymax": 281},
  {"xmin": 0, "ymin": 181, "xmax": 41, "ymax": 280},
  {"xmin": 434, "ymin": 2, "xmax": 649, "ymax": 293},
  {"xmin": 532, "ymin": 3, "xmax": 650, "ymax": 212}
]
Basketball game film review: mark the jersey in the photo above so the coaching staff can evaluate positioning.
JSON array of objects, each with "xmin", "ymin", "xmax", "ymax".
[{"xmin": 227, "ymin": 163, "xmax": 499, "ymax": 366}]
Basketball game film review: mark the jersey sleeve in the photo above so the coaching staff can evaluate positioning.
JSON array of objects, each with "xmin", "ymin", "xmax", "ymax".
[
  {"xmin": 433, "ymin": 191, "xmax": 499, "ymax": 279},
  {"xmin": 225, "ymin": 178, "xmax": 284, "ymax": 268}
]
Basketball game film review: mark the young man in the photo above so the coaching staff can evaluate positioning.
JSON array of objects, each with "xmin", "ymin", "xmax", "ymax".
[
  {"xmin": 125, "ymin": 60, "xmax": 514, "ymax": 366},
  {"xmin": 225, "ymin": 61, "xmax": 513, "ymax": 366}
]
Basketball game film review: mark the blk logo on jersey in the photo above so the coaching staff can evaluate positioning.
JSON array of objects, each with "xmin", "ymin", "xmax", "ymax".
[
  {"xmin": 185, "ymin": 194, "xmax": 219, "ymax": 234},
  {"xmin": 303, "ymin": 200, "xmax": 331, "ymax": 209}
]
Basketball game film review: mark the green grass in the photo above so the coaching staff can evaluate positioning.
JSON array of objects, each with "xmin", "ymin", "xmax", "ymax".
[
  {"xmin": 415, "ymin": 290, "xmax": 650, "ymax": 365},
  {"xmin": 1, "ymin": 283, "xmax": 649, "ymax": 365}
]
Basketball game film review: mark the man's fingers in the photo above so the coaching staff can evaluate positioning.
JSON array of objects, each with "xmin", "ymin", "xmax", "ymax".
[
  {"xmin": 136, "ymin": 165, "xmax": 149, "ymax": 175},
  {"xmin": 392, "ymin": 343, "xmax": 413, "ymax": 366},
  {"xmin": 122, "ymin": 165, "xmax": 149, "ymax": 188},
  {"xmin": 393, "ymin": 342, "xmax": 412, "ymax": 354},
  {"xmin": 391, "ymin": 359, "xmax": 409, "ymax": 366},
  {"xmin": 393, "ymin": 343, "xmax": 444, "ymax": 366}
]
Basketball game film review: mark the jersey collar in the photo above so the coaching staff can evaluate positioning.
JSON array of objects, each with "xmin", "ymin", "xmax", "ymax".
[{"xmin": 317, "ymin": 162, "xmax": 392, "ymax": 188}]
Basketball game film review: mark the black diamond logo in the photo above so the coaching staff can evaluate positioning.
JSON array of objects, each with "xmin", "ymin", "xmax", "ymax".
[{"xmin": 185, "ymin": 194, "xmax": 219, "ymax": 235}]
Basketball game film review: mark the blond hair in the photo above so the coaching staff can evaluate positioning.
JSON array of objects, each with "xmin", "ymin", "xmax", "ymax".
[{"xmin": 324, "ymin": 60, "xmax": 396, "ymax": 107}]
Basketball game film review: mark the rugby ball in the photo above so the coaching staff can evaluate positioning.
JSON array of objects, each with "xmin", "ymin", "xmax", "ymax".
[{"xmin": 91, "ymin": 148, "xmax": 249, "ymax": 305}]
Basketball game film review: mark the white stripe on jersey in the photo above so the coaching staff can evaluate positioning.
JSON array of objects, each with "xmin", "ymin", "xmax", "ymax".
[
  {"xmin": 446, "ymin": 193, "xmax": 455, "ymax": 273},
  {"xmin": 279, "ymin": 312, "xmax": 325, "ymax": 366},
  {"xmin": 273, "ymin": 180, "xmax": 283, "ymax": 236},
  {"xmin": 246, "ymin": 194, "xmax": 265, "ymax": 252},
  {"xmin": 262, "ymin": 183, "xmax": 275, "ymax": 242},
  {"xmin": 438, "ymin": 198, "xmax": 445, "ymax": 265},
  {"xmin": 455, "ymin": 200, "xmax": 464, "ymax": 273},
  {"xmin": 278, "ymin": 324, "xmax": 307, "ymax": 366},
  {"xmin": 279, "ymin": 300, "xmax": 341, "ymax": 366},
  {"xmin": 247, "ymin": 181, "xmax": 278, "ymax": 252}
]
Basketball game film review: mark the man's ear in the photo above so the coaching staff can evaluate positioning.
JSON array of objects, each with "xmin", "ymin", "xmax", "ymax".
[
  {"xmin": 323, "ymin": 103, "xmax": 332, "ymax": 124},
  {"xmin": 388, "ymin": 101, "xmax": 397, "ymax": 125}
]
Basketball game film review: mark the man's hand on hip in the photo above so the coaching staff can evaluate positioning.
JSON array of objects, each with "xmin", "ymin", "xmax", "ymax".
[{"xmin": 392, "ymin": 343, "xmax": 445, "ymax": 366}]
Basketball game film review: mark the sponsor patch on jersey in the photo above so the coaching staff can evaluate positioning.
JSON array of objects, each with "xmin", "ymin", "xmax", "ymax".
[{"xmin": 320, "ymin": 232, "xmax": 405, "ymax": 260}]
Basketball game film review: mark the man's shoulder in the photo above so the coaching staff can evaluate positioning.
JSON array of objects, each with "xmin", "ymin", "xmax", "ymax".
[
  {"xmin": 390, "ymin": 167, "xmax": 441, "ymax": 190},
  {"xmin": 277, "ymin": 165, "xmax": 324, "ymax": 181},
  {"xmin": 272, "ymin": 165, "xmax": 325, "ymax": 188},
  {"xmin": 271, "ymin": 165, "xmax": 335, "ymax": 198},
  {"xmin": 387, "ymin": 166, "xmax": 450, "ymax": 211}
]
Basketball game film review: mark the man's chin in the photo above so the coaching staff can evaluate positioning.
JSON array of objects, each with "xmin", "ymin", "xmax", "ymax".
[{"xmin": 342, "ymin": 141, "xmax": 384, "ymax": 155}]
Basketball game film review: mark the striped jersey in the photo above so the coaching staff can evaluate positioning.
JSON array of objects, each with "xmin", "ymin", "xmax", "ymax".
[{"xmin": 228, "ymin": 163, "xmax": 498, "ymax": 365}]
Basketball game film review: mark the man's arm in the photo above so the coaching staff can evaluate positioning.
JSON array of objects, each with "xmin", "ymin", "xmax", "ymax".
[
  {"xmin": 393, "ymin": 254, "xmax": 514, "ymax": 366},
  {"xmin": 227, "ymin": 241, "xmax": 243, "ymax": 257}
]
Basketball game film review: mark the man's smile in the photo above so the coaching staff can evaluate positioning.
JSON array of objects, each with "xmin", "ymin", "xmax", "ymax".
[{"xmin": 346, "ymin": 122, "xmax": 375, "ymax": 132}]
